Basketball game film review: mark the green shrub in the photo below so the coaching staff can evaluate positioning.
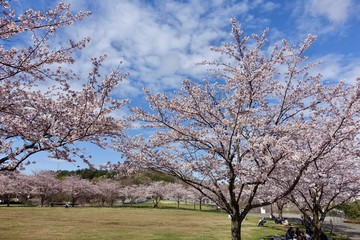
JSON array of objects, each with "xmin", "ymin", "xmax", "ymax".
[{"xmin": 338, "ymin": 200, "xmax": 360, "ymax": 219}]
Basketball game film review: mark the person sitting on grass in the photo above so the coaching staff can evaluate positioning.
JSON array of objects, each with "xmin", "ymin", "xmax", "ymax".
[
  {"xmin": 285, "ymin": 227, "xmax": 295, "ymax": 240},
  {"xmin": 257, "ymin": 217, "xmax": 266, "ymax": 227},
  {"xmin": 294, "ymin": 227, "xmax": 306, "ymax": 240},
  {"xmin": 274, "ymin": 217, "xmax": 282, "ymax": 224},
  {"xmin": 282, "ymin": 218, "xmax": 289, "ymax": 225}
]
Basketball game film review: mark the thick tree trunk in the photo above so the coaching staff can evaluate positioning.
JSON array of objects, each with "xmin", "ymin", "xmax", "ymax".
[
  {"xmin": 71, "ymin": 197, "xmax": 76, "ymax": 207},
  {"xmin": 312, "ymin": 223, "xmax": 322, "ymax": 240},
  {"xmin": 231, "ymin": 216, "xmax": 242, "ymax": 240},
  {"xmin": 40, "ymin": 195, "xmax": 45, "ymax": 207},
  {"xmin": 277, "ymin": 202, "xmax": 284, "ymax": 219},
  {"xmin": 40, "ymin": 199, "xmax": 44, "ymax": 207},
  {"xmin": 311, "ymin": 212, "xmax": 325, "ymax": 240},
  {"xmin": 6, "ymin": 194, "xmax": 10, "ymax": 207}
]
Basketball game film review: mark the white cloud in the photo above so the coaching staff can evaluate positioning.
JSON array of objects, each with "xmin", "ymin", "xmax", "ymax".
[
  {"xmin": 262, "ymin": 2, "xmax": 280, "ymax": 12},
  {"xmin": 311, "ymin": 54, "xmax": 360, "ymax": 85},
  {"xmin": 57, "ymin": 0, "xmax": 359, "ymax": 97},
  {"xmin": 250, "ymin": 0, "xmax": 280, "ymax": 12},
  {"xmin": 293, "ymin": 0, "xmax": 356, "ymax": 36},
  {"xmin": 61, "ymin": 0, "xmax": 255, "ymax": 97},
  {"xmin": 306, "ymin": 0, "xmax": 351, "ymax": 23}
]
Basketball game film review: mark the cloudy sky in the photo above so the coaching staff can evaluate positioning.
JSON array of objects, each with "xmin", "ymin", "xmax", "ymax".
[{"xmin": 16, "ymin": 0, "xmax": 360, "ymax": 172}]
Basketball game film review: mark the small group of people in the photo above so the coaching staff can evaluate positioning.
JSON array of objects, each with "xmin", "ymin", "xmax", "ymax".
[
  {"xmin": 273, "ymin": 217, "xmax": 289, "ymax": 225},
  {"xmin": 270, "ymin": 227, "xmax": 311, "ymax": 240},
  {"xmin": 258, "ymin": 214, "xmax": 289, "ymax": 227},
  {"xmin": 268, "ymin": 214, "xmax": 329, "ymax": 240},
  {"xmin": 285, "ymin": 227, "xmax": 328, "ymax": 240},
  {"xmin": 285, "ymin": 227, "xmax": 309, "ymax": 240}
]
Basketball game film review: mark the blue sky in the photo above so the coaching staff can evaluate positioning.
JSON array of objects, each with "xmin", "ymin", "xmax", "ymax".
[{"xmin": 15, "ymin": 0, "xmax": 360, "ymax": 173}]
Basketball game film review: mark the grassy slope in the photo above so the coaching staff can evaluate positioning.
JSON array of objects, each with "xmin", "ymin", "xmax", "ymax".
[{"xmin": 0, "ymin": 206, "xmax": 287, "ymax": 240}]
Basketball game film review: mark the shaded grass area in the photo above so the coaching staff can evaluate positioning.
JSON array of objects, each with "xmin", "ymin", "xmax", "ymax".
[{"xmin": 0, "ymin": 206, "xmax": 288, "ymax": 240}]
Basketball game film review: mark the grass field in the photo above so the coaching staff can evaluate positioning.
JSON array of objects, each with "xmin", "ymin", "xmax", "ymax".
[{"xmin": 0, "ymin": 205, "xmax": 288, "ymax": 240}]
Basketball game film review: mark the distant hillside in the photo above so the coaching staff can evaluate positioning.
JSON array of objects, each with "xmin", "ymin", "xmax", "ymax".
[{"xmin": 56, "ymin": 168, "xmax": 179, "ymax": 185}]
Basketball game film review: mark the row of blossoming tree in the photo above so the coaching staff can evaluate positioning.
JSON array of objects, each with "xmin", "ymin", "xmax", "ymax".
[
  {"xmin": 0, "ymin": 171, "xmax": 199, "ymax": 209},
  {"xmin": 0, "ymin": 2, "xmax": 359, "ymax": 240}
]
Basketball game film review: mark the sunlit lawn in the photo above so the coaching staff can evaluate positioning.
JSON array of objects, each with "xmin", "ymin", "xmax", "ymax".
[{"xmin": 0, "ymin": 205, "xmax": 287, "ymax": 240}]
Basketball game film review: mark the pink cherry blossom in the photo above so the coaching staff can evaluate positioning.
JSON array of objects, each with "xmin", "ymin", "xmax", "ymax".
[
  {"xmin": 121, "ymin": 19, "xmax": 359, "ymax": 240},
  {"xmin": 0, "ymin": 2, "xmax": 128, "ymax": 171}
]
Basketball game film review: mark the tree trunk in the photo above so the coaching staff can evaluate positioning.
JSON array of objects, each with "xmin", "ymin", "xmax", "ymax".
[
  {"xmin": 231, "ymin": 216, "xmax": 242, "ymax": 240},
  {"xmin": 311, "ymin": 211, "xmax": 326, "ymax": 240},
  {"xmin": 277, "ymin": 203, "xmax": 284, "ymax": 219},
  {"xmin": 71, "ymin": 197, "xmax": 76, "ymax": 207},
  {"xmin": 40, "ymin": 195, "xmax": 45, "ymax": 207},
  {"xmin": 6, "ymin": 194, "xmax": 10, "ymax": 207},
  {"xmin": 312, "ymin": 223, "xmax": 322, "ymax": 240}
]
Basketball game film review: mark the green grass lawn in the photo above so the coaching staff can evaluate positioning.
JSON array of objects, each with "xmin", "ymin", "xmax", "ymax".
[{"xmin": 0, "ymin": 206, "xmax": 287, "ymax": 240}]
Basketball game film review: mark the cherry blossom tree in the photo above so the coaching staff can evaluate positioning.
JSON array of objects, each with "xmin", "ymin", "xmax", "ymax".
[
  {"xmin": 116, "ymin": 185, "xmax": 127, "ymax": 205},
  {"xmin": 146, "ymin": 181, "xmax": 171, "ymax": 208},
  {"xmin": 0, "ymin": 172, "xmax": 17, "ymax": 206},
  {"xmin": 285, "ymin": 147, "xmax": 360, "ymax": 239},
  {"xmin": 122, "ymin": 19, "xmax": 359, "ymax": 240},
  {"xmin": 275, "ymin": 199, "xmax": 288, "ymax": 220},
  {"xmin": 167, "ymin": 183, "xmax": 190, "ymax": 208},
  {"xmin": 0, "ymin": 1, "xmax": 128, "ymax": 171},
  {"xmin": 61, "ymin": 175, "xmax": 94, "ymax": 207},
  {"xmin": 12, "ymin": 173, "xmax": 32, "ymax": 203},
  {"xmin": 0, "ymin": 172, "xmax": 32, "ymax": 205},
  {"xmin": 122, "ymin": 184, "xmax": 146, "ymax": 207},
  {"xmin": 30, "ymin": 171, "xmax": 61, "ymax": 207},
  {"xmin": 94, "ymin": 179, "xmax": 120, "ymax": 207},
  {"xmin": 189, "ymin": 187, "xmax": 207, "ymax": 211}
]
